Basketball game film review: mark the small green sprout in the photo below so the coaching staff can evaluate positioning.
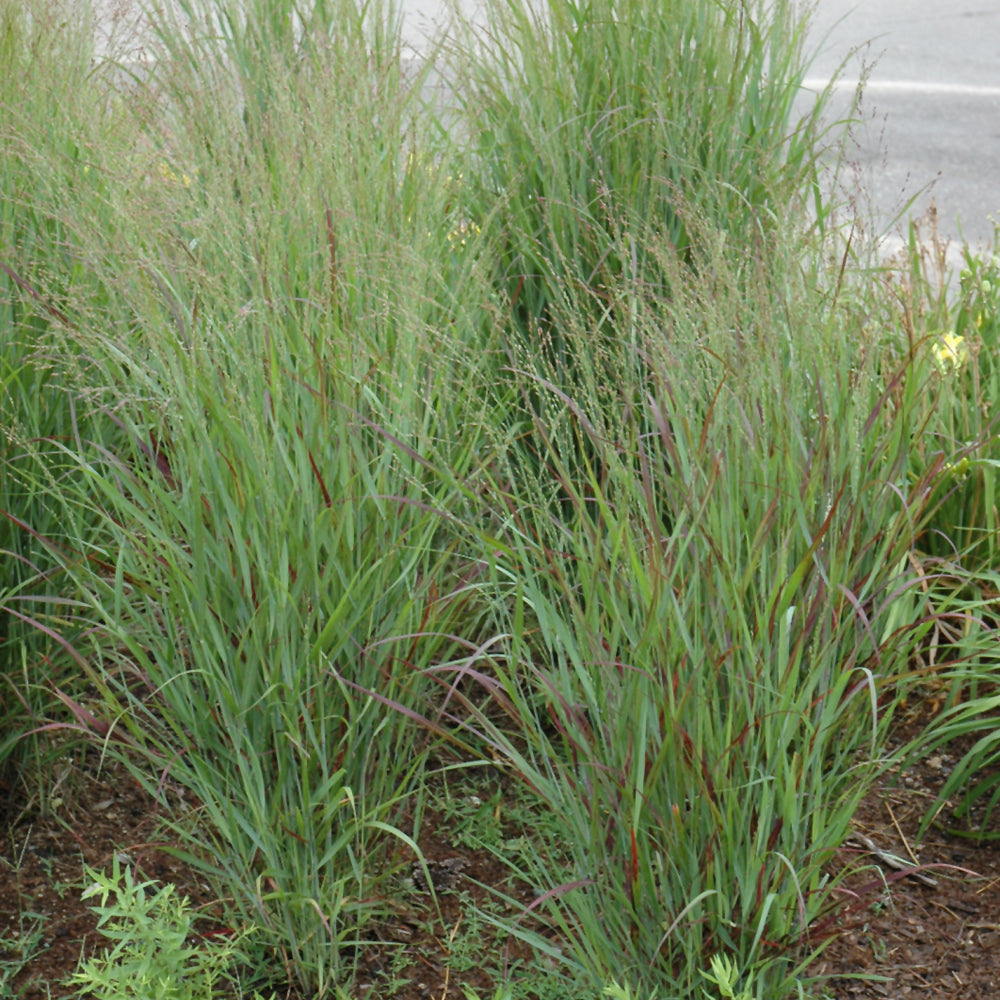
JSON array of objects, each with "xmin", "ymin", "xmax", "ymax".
[{"xmin": 699, "ymin": 953, "xmax": 753, "ymax": 1000}]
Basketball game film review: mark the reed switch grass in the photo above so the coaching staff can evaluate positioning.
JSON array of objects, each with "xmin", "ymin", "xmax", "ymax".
[{"xmin": 3, "ymin": 0, "xmax": 1000, "ymax": 997}]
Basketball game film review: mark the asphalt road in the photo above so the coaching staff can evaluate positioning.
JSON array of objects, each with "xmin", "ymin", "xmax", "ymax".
[{"xmin": 803, "ymin": 0, "xmax": 1000, "ymax": 249}]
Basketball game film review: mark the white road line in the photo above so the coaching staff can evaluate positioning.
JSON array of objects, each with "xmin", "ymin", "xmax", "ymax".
[{"xmin": 802, "ymin": 77, "xmax": 1000, "ymax": 99}]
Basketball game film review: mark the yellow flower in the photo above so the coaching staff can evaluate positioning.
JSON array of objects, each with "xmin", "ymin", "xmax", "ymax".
[
  {"xmin": 943, "ymin": 455, "xmax": 971, "ymax": 479},
  {"xmin": 158, "ymin": 161, "xmax": 192, "ymax": 188},
  {"xmin": 933, "ymin": 332, "xmax": 968, "ymax": 372}
]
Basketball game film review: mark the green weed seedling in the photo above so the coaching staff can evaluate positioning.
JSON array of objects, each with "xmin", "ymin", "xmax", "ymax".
[
  {"xmin": 603, "ymin": 983, "xmax": 651, "ymax": 1000},
  {"xmin": 68, "ymin": 856, "xmax": 271, "ymax": 1000},
  {"xmin": 0, "ymin": 910, "xmax": 47, "ymax": 996},
  {"xmin": 434, "ymin": 779, "xmax": 505, "ymax": 851},
  {"xmin": 599, "ymin": 956, "xmax": 752, "ymax": 1000},
  {"xmin": 699, "ymin": 954, "xmax": 754, "ymax": 1000}
]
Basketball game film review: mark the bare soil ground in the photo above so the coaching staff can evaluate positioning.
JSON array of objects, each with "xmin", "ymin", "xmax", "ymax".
[
  {"xmin": 2, "ymin": 721, "xmax": 998, "ymax": 1000},
  {"xmin": 810, "ymin": 730, "xmax": 1000, "ymax": 999}
]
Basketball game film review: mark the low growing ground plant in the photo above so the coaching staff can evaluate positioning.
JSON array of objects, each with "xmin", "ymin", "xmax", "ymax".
[
  {"xmin": 70, "ymin": 856, "xmax": 270, "ymax": 1000},
  {"xmin": 0, "ymin": 906, "xmax": 45, "ymax": 994}
]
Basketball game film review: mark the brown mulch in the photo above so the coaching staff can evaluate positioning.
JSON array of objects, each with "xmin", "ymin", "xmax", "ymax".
[
  {"xmin": 809, "ymin": 730, "xmax": 1000, "ymax": 999},
  {"xmin": 3, "ymin": 727, "xmax": 999, "ymax": 999}
]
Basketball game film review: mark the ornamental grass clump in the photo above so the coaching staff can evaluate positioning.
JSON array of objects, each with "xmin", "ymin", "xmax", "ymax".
[
  {"xmin": 436, "ymin": 217, "xmax": 949, "ymax": 996},
  {"xmin": 1, "ymin": 0, "xmax": 490, "ymax": 991},
  {"xmin": 438, "ymin": 0, "xmax": 842, "ymax": 531},
  {"xmin": 447, "ymin": 0, "xmax": 831, "ymax": 365},
  {"xmin": 891, "ymin": 229, "xmax": 1000, "ymax": 842}
]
